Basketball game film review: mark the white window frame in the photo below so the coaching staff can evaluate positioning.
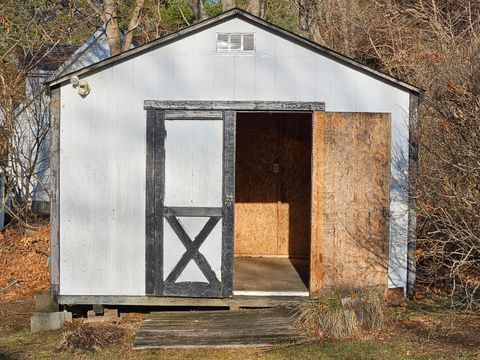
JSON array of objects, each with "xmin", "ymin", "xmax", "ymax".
[{"xmin": 216, "ymin": 33, "xmax": 256, "ymax": 53}]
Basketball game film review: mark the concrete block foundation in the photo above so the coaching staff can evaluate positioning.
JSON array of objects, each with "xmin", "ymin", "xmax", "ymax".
[{"xmin": 30, "ymin": 312, "xmax": 72, "ymax": 333}]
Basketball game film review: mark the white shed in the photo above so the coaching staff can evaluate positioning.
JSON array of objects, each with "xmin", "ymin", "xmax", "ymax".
[{"xmin": 47, "ymin": 9, "xmax": 420, "ymax": 306}]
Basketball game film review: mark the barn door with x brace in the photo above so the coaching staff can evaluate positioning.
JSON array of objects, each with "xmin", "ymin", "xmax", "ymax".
[{"xmin": 146, "ymin": 109, "xmax": 235, "ymax": 297}]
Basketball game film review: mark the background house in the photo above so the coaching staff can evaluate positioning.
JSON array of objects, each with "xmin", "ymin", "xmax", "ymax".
[{"xmin": 0, "ymin": 28, "xmax": 116, "ymax": 228}]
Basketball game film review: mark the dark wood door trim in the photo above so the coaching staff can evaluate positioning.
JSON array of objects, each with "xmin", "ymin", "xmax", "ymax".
[{"xmin": 146, "ymin": 108, "xmax": 235, "ymax": 298}]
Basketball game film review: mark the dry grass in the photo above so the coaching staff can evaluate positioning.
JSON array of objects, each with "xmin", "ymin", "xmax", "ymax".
[
  {"xmin": 55, "ymin": 322, "xmax": 126, "ymax": 352},
  {"xmin": 294, "ymin": 287, "xmax": 385, "ymax": 339}
]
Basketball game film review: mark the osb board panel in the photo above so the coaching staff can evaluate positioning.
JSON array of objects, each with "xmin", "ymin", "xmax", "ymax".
[
  {"xmin": 277, "ymin": 114, "xmax": 312, "ymax": 257},
  {"xmin": 234, "ymin": 113, "xmax": 312, "ymax": 257},
  {"xmin": 235, "ymin": 113, "xmax": 279, "ymax": 255},
  {"xmin": 311, "ymin": 112, "xmax": 391, "ymax": 293}
]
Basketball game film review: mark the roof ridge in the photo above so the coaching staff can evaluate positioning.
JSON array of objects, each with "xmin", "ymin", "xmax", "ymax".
[{"xmin": 46, "ymin": 8, "xmax": 421, "ymax": 94}]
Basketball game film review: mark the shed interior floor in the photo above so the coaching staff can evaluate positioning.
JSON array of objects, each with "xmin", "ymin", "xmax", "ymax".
[{"xmin": 233, "ymin": 257, "xmax": 309, "ymax": 295}]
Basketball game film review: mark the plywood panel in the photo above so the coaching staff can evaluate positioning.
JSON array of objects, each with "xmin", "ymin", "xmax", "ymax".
[
  {"xmin": 278, "ymin": 114, "xmax": 311, "ymax": 257},
  {"xmin": 234, "ymin": 114, "xmax": 278, "ymax": 256},
  {"xmin": 235, "ymin": 113, "xmax": 311, "ymax": 257},
  {"xmin": 311, "ymin": 112, "xmax": 391, "ymax": 293}
]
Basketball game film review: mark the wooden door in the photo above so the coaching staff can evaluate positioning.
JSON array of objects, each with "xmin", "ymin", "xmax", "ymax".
[
  {"xmin": 310, "ymin": 112, "xmax": 391, "ymax": 293},
  {"xmin": 146, "ymin": 110, "xmax": 234, "ymax": 297}
]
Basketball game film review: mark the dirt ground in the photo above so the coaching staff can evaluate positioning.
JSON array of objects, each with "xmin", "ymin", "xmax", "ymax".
[
  {"xmin": 384, "ymin": 303, "xmax": 480, "ymax": 357},
  {"xmin": 0, "ymin": 298, "xmax": 479, "ymax": 359},
  {"xmin": 0, "ymin": 226, "xmax": 479, "ymax": 359}
]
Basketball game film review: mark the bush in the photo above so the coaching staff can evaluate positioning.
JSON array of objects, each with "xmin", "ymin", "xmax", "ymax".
[{"xmin": 294, "ymin": 287, "xmax": 385, "ymax": 339}]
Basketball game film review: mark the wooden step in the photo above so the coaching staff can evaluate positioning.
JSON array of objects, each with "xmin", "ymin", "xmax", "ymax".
[{"xmin": 133, "ymin": 307, "xmax": 307, "ymax": 349}]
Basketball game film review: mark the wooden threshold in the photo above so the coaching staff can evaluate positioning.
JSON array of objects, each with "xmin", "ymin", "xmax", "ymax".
[{"xmin": 57, "ymin": 295, "xmax": 305, "ymax": 308}]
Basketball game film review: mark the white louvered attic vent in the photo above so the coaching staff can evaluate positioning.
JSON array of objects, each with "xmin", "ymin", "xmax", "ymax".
[{"xmin": 216, "ymin": 33, "xmax": 255, "ymax": 52}]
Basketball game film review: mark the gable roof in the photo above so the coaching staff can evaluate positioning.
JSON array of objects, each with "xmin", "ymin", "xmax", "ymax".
[
  {"xmin": 47, "ymin": 25, "xmax": 134, "ymax": 82},
  {"xmin": 47, "ymin": 27, "xmax": 111, "ymax": 82},
  {"xmin": 47, "ymin": 8, "xmax": 421, "ymax": 94}
]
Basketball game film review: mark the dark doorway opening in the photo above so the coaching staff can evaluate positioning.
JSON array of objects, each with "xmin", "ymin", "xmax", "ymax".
[{"xmin": 233, "ymin": 112, "xmax": 312, "ymax": 295}]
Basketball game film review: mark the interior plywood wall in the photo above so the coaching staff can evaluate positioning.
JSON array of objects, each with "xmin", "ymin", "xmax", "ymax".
[
  {"xmin": 234, "ymin": 113, "xmax": 311, "ymax": 258},
  {"xmin": 310, "ymin": 112, "xmax": 391, "ymax": 293}
]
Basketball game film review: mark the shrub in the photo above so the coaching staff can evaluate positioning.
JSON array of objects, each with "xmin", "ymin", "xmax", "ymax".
[{"xmin": 293, "ymin": 287, "xmax": 385, "ymax": 339}]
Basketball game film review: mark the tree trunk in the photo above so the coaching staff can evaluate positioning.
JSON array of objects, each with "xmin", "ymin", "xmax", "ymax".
[
  {"xmin": 104, "ymin": 0, "xmax": 122, "ymax": 56},
  {"xmin": 298, "ymin": 0, "xmax": 309, "ymax": 38},
  {"xmin": 248, "ymin": 0, "xmax": 267, "ymax": 18},
  {"xmin": 221, "ymin": 0, "xmax": 235, "ymax": 12},
  {"xmin": 339, "ymin": 0, "xmax": 353, "ymax": 56},
  {"xmin": 189, "ymin": 0, "xmax": 207, "ymax": 21},
  {"xmin": 122, "ymin": 0, "xmax": 145, "ymax": 52}
]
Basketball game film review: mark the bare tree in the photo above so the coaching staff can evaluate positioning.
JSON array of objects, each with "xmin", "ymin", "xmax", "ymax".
[
  {"xmin": 87, "ymin": 0, "xmax": 146, "ymax": 56},
  {"xmin": 288, "ymin": 0, "xmax": 480, "ymax": 309},
  {"xmin": 189, "ymin": 0, "xmax": 207, "ymax": 21},
  {"xmin": 221, "ymin": 0, "xmax": 236, "ymax": 12},
  {"xmin": 248, "ymin": 0, "xmax": 267, "ymax": 18}
]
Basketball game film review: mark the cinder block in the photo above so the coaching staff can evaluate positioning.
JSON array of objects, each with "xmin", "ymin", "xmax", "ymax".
[
  {"xmin": 62, "ymin": 311, "xmax": 73, "ymax": 323},
  {"xmin": 85, "ymin": 308, "xmax": 119, "ymax": 323},
  {"xmin": 92, "ymin": 304, "xmax": 104, "ymax": 315},
  {"xmin": 104, "ymin": 309, "xmax": 119, "ymax": 318},
  {"xmin": 30, "ymin": 312, "xmax": 72, "ymax": 333},
  {"xmin": 35, "ymin": 290, "xmax": 59, "ymax": 313},
  {"xmin": 87, "ymin": 310, "xmax": 96, "ymax": 319}
]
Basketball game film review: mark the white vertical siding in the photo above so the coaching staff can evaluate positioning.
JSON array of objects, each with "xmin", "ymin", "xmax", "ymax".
[{"xmin": 59, "ymin": 17, "xmax": 411, "ymax": 295}]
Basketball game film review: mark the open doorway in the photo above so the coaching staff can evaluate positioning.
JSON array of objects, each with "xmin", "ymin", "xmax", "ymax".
[{"xmin": 233, "ymin": 112, "xmax": 312, "ymax": 296}]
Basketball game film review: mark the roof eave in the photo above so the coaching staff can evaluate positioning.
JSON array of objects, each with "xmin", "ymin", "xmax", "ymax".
[
  {"xmin": 45, "ymin": 9, "xmax": 240, "ymax": 88},
  {"xmin": 46, "ymin": 8, "xmax": 422, "ymax": 95}
]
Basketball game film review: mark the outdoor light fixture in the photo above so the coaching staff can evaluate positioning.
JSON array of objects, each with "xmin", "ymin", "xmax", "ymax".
[{"xmin": 69, "ymin": 75, "xmax": 90, "ymax": 97}]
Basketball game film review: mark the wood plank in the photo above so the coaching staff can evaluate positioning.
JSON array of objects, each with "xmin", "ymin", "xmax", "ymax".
[
  {"xmin": 145, "ymin": 109, "xmax": 156, "ymax": 295},
  {"xmin": 162, "ymin": 283, "xmax": 222, "ymax": 297},
  {"xmin": 311, "ymin": 111, "xmax": 326, "ymax": 293},
  {"xmin": 310, "ymin": 112, "xmax": 391, "ymax": 293},
  {"xmin": 133, "ymin": 308, "xmax": 306, "ymax": 349},
  {"xmin": 407, "ymin": 93, "xmax": 420, "ymax": 295},
  {"xmin": 49, "ymin": 87, "xmax": 61, "ymax": 296},
  {"xmin": 163, "ymin": 207, "xmax": 222, "ymax": 217},
  {"xmin": 164, "ymin": 110, "xmax": 223, "ymax": 120},
  {"xmin": 154, "ymin": 110, "xmax": 166, "ymax": 296},
  {"xmin": 222, "ymin": 110, "xmax": 236, "ymax": 296},
  {"xmin": 144, "ymin": 100, "xmax": 325, "ymax": 111},
  {"xmin": 57, "ymin": 294, "xmax": 303, "ymax": 307}
]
